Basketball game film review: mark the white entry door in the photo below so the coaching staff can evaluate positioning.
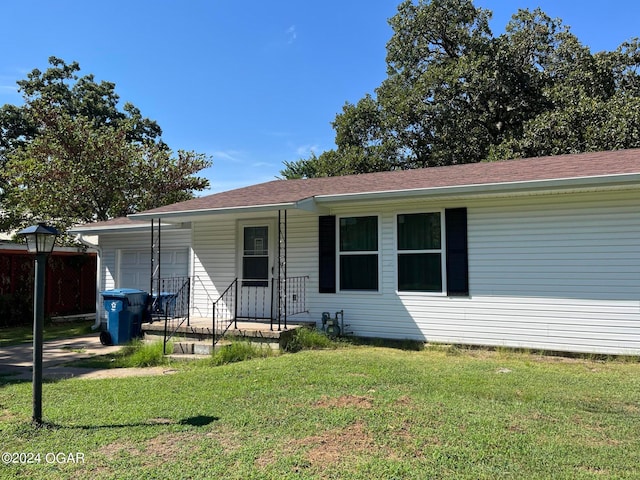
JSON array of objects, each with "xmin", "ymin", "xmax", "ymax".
[{"xmin": 237, "ymin": 221, "xmax": 275, "ymax": 319}]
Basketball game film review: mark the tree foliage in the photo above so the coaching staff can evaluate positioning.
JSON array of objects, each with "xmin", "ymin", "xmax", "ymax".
[
  {"xmin": 281, "ymin": 0, "xmax": 640, "ymax": 178},
  {"xmin": 0, "ymin": 57, "xmax": 211, "ymax": 232}
]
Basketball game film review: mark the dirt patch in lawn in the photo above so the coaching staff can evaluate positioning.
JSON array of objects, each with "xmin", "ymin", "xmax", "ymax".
[
  {"xmin": 143, "ymin": 432, "xmax": 200, "ymax": 459},
  {"xmin": 256, "ymin": 421, "xmax": 392, "ymax": 470},
  {"xmin": 0, "ymin": 409, "xmax": 19, "ymax": 422},
  {"xmin": 312, "ymin": 394, "xmax": 373, "ymax": 409},
  {"xmin": 394, "ymin": 395, "xmax": 414, "ymax": 407},
  {"xmin": 98, "ymin": 432, "xmax": 202, "ymax": 470},
  {"xmin": 97, "ymin": 440, "xmax": 138, "ymax": 460}
]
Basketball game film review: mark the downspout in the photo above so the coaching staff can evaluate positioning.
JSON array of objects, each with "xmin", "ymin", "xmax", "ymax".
[{"xmin": 75, "ymin": 234, "xmax": 103, "ymax": 331}]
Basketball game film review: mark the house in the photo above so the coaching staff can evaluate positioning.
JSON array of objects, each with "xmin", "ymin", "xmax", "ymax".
[{"xmin": 70, "ymin": 149, "xmax": 640, "ymax": 355}]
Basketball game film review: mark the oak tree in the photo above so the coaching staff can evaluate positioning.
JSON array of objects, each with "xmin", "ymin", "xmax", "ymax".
[
  {"xmin": 0, "ymin": 57, "xmax": 211, "ymax": 232},
  {"xmin": 281, "ymin": 0, "xmax": 640, "ymax": 178}
]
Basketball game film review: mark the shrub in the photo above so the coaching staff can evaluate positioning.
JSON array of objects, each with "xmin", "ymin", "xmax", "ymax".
[
  {"xmin": 283, "ymin": 327, "xmax": 337, "ymax": 353},
  {"xmin": 211, "ymin": 340, "xmax": 274, "ymax": 366},
  {"xmin": 118, "ymin": 340, "xmax": 169, "ymax": 367}
]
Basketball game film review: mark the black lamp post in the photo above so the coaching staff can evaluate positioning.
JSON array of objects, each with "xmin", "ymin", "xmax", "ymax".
[{"xmin": 17, "ymin": 223, "xmax": 60, "ymax": 426}]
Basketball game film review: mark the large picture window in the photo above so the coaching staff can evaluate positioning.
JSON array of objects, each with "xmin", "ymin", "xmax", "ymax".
[
  {"xmin": 397, "ymin": 212, "xmax": 443, "ymax": 292},
  {"xmin": 339, "ymin": 216, "xmax": 378, "ymax": 291}
]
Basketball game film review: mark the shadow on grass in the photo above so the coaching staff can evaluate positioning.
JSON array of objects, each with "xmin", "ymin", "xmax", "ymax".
[
  {"xmin": 35, "ymin": 415, "xmax": 220, "ymax": 431},
  {"xmin": 0, "ymin": 374, "xmax": 31, "ymax": 387},
  {"xmin": 179, "ymin": 415, "xmax": 219, "ymax": 427},
  {"xmin": 347, "ymin": 336, "xmax": 425, "ymax": 351}
]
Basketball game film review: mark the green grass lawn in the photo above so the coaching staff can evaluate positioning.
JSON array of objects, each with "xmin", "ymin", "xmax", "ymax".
[{"xmin": 1, "ymin": 345, "xmax": 639, "ymax": 479}]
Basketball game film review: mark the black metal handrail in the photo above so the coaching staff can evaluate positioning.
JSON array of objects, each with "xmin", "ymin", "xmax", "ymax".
[
  {"xmin": 150, "ymin": 276, "xmax": 190, "ymax": 355},
  {"xmin": 212, "ymin": 278, "xmax": 238, "ymax": 347}
]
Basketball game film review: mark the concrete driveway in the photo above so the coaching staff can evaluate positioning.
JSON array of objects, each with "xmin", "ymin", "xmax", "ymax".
[{"xmin": 0, "ymin": 333, "xmax": 122, "ymax": 381}]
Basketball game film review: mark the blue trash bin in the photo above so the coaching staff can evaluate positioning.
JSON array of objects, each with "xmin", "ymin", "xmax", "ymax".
[
  {"xmin": 100, "ymin": 289, "xmax": 149, "ymax": 345},
  {"xmin": 149, "ymin": 292, "xmax": 177, "ymax": 322}
]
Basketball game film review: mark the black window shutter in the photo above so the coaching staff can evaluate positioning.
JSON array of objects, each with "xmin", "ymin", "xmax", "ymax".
[
  {"xmin": 318, "ymin": 216, "xmax": 336, "ymax": 293},
  {"xmin": 445, "ymin": 208, "xmax": 469, "ymax": 296}
]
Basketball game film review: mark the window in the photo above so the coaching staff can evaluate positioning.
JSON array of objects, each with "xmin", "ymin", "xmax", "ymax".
[
  {"xmin": 397, "ymin": 212, "xmax": 443, "ymax": 292},
  {"xmin": 320, "ymin": 209, "xmax": 468, "ymax": 296},
  {"xmin": 339, "ymin": 216, "xmax": 378, "ymax": 291}
]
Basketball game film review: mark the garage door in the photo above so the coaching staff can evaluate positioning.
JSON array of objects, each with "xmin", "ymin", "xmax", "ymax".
[{"xmin": 119, "ymin": 248, "xmax": 189, "ymax": 291}]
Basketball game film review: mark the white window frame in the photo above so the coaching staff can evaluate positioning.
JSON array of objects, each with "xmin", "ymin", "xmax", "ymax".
[
  {"xmin": 337, "ymin": 214, "xmax": 381, "ymax": 293},
  {"xmin": 395, "ymin": 210, "xmax": 447, "ymax": 296}
]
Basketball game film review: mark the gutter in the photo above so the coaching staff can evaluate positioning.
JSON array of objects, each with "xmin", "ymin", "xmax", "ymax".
[
  {"xmin": 313, "ymin": 173, "xmax": 640, "ymax": 204},
  {"xmin": 74, "ymin": 234, "xmax": 103, "ymax": 331},
  {"xmin": 69, "ymin": 221, "xmax": 190, "ymax": 236},
  {"xmin": 129, "ymin": 202, "xmax": 299, "ymax": 221}
]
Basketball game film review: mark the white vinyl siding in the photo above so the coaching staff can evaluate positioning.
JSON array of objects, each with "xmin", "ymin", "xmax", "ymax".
[
  {"xmin": 191, "ymin": 217, "xmax": 237, "ymax": 318},
  {"xmin": 469, "ymin": 196, "xmax": 639, "ymax": 300},
  {"xmin": 96, "ymin": 188, "xmax": 639, "ymax": 355},
  {"xmin": 307, "ymin": 190, "xmax": 640, "ymax": 355}
]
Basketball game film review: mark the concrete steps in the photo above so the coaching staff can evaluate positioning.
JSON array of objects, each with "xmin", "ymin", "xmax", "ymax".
[{"xmin": 141, "ymin": 318, "xmax": 316, "ymax": 355}]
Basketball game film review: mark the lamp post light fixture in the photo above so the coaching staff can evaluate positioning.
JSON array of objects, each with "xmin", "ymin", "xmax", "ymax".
[{"xmin": 17, "ymin": 223, "xmax": 60, "ymax": 426}]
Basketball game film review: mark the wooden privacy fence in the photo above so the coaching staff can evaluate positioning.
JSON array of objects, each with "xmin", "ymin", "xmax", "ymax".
[{"xmin": 0, "ymin": 248, "xmax": 96, "ymax": 327}]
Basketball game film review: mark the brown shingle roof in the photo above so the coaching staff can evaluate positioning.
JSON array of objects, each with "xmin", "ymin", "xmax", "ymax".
[
  {"xmin": 73, "ymin": 149, "xmax": 640, "ymax": 230},
  {"xmin": 136, "ymin": 149, "xmax": 640, "ymax": 216}
]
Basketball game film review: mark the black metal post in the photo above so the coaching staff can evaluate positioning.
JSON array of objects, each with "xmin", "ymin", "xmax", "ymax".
[
  {"xmin": 157, "ymin": 219, "xmax": 161, "ymax": 299},
  {"xmin": 233, "ymin": 279, "xmax": 238, "ymax": 330},
  {"xmin": 284, "ymin": 210, "xmax": 287, "ymax": 330},
  {"xmin": 32, "ymin": 253, "xmax": 46, "ymax": 425},
  {"xmin": 150, "ymin": 218, "xmax": 154, "ymax": 297}
]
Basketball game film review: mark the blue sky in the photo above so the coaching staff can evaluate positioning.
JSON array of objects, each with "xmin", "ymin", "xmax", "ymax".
[{"xmin": 2, "ymin": 1, "xmax": 639, "ymax": 194}]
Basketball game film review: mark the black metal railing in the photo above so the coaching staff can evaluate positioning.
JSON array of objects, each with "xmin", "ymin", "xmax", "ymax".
[
  {"xmin": 274, "ymin": 275, "xmax": 309, "ymax": 330},
  {"xmin": 148, "ymin": 276, "xmax": 191, "ymax": 355},
  {"xmin": 212, "ymin": 278, "xmax": 238, "ymax": 347},
  {"xmin": 212, "ymin": 276, "xmax": 309, "ymax": 346},
  {"xmin": 237, "ymin": 279, "xmax": 274, "ymax": 322}
]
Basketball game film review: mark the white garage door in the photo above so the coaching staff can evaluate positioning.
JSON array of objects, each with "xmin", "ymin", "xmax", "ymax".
[{"xmin": 118, "ymin": 248, "xmax": 189, "ymax": 291}]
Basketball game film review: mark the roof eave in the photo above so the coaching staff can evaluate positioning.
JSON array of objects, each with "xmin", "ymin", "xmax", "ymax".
[
  {"xmin": 128, "ymin": 202, "xmax": 301, "ymax": 222},
  {"xmin": 313, "ymin": 173, "xmax": 640, "ymax": 204},
  {"xmin": 69, "ymin": 222, "xmax": 189, "ymax": 235},
  {"xmin": 90, "ymin": 172, "xmax": 639, "ymax": 226}
]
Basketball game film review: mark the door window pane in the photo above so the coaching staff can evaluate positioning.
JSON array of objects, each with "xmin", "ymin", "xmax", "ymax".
[
  {"xmin": 244, "ymin": 226, "xmax": 268, "ymax": 256},
  {"xmin": 243, "ymin": 257, "xmax": 268, "ymax": 280}
]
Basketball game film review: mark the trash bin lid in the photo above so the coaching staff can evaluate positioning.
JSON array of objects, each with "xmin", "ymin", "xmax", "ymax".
[
  {"xmin": 101, "ymin": 288, "xmax": 147, "ymax": 298},
  {"xmin": 152, "ymin": 291, "xmax": 177, "ymax": 298}
]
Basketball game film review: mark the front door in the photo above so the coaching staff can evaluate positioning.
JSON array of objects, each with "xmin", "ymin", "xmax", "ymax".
[{"xmin": 238, "ymin": 222, "xmax": 274, "ymax": 319}]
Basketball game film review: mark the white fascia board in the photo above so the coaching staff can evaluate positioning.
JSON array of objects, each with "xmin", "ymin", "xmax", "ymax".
[
  {"xmin": 0, "ymin": 243, "xmax": 92, "ymax": 253},
  {"xmin": 129, "ymin": 202, "xmax": 299, "ymax": 222},
  {"xmin": 69, "ymin": 222, "xmax": 189, "ymax": 235},
  {"xmin": 295, "ymin": 197, "xmax": 330, "ymax": 214},
  {"xmin": 313, "ymin": 173, "xmax": 640, "ymax": 204}
]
